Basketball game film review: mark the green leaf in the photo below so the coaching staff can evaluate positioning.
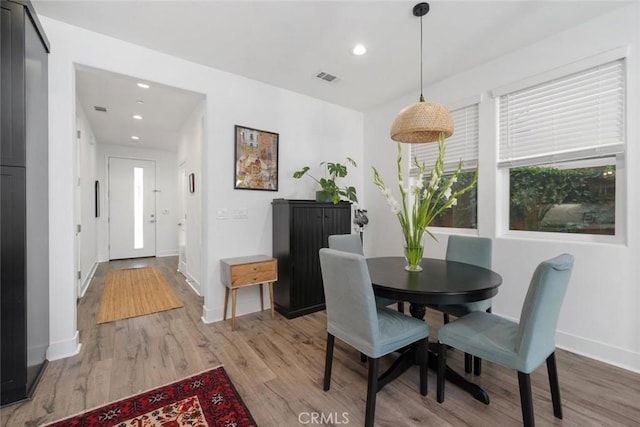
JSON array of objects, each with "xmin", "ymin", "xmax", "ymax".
[{"xmin": 292, "ymin": 166, "xmax": 310, "ymax": 179}]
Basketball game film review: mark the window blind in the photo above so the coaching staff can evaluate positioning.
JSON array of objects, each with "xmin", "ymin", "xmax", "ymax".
[
  {"xmin": 498, "ymin": 59, "xmax": 625, "ymax": 168},
  {"xmin": 409, "ymin": 103, "xmax": 479, "ymax": 176}
]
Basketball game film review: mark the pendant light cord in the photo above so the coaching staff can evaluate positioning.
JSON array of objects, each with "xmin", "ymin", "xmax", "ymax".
[{"xmin": 419, "ymin": 13, "xmax": 424, "ymax": 102}]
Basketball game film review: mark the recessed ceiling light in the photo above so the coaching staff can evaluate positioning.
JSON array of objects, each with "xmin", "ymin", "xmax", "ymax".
[
  {"xmin": 131, "ymin": 136, "xmax": 140, "ymax": 140},
  {"xmin": 132, "ymin": 114, "xmax": 143, "ymax": 120},
  {"xmin": 136, "ymin": 100, "xmax": 144, "ymax": 104},
  {"xmin": 137, "ymin": 83, "xmax": 150, "ymax": 89},
  {"xmin": 352, "ymin": 44, "xmax": 367, "ymax": 56}
]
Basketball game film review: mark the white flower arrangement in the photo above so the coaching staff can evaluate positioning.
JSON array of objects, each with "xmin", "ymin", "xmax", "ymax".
[{"xmin": 372, "ymin": 134, "xmax": 477, "ymax": 270}]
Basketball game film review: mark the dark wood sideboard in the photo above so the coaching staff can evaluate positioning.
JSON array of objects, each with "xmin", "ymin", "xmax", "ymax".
[{"xmin": 271, "ymin": 199, "xmax": 351, "ymax": 318}]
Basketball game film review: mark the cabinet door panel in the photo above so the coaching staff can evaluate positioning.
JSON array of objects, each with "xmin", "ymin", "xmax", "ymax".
[
  {"xmin": 323, "ymin": 206, "xmax": 352, "ymax": 242},
  {"xmin": 1, "ymin": 166, "xmax": 27, "ymax": 404},
  {"xmin": 0, "ymin": 2, "xmax": 26, "ymax": 167},
  {"xmin": 291, "ymin": 207, "xmax": 325, "ymax": 309}
]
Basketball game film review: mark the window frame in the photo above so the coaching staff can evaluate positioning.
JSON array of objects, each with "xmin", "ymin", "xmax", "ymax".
[{"xmin": 493, "ymin": 47, "xmax": 628, "ymax": 244}]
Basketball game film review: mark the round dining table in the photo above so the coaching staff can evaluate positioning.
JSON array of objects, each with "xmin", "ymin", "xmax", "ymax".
[{"xmin": 366, "ymin": 256, "xmax": 503, "ymax": 404}]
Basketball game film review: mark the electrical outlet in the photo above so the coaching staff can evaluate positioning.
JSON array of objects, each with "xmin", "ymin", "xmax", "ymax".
[{"xmin": 216, "ymin": 208, "xmax": 229, "ymax": 219}]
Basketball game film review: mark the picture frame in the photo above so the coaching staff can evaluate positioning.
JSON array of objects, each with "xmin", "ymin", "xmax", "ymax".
[
  {"xmin": 189, "ymin": 173, "xmax": 195, "ymax": 194},
  {"xmin": 234, "ymin": 125, "xmax": 279, "ymax": 191},
  {"xmin": 95, "ymin": 180, "xmax": 100, "ymax": 217}
]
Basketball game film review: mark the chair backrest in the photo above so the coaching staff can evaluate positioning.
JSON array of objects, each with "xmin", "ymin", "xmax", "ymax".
[
  {"xmin": 445, "ymin": 235, "xmax": 492, "ymax": 269},
  {"xmin": 319, "ymin": 248, "xmax": 379, "ymax": 351},
  {"xmin": 328, "ymin": 234, "xmax": 364, "ymax": 256},
  {"xmin": 516, "ymin": 254, "xmax": 574, "ymax": 372}
]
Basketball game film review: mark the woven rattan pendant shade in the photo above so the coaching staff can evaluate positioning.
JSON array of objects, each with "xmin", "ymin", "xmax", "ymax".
[
  {"xmin": 390, "ymin": 100, "xmax": 453, "ymax": 143},
  {"xmin": 391, "ymin": 2, "xmax": 454, "ymax": 143}
]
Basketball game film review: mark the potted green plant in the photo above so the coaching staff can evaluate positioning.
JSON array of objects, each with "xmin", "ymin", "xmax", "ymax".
[{"xmin": 293, "ymin": 158, "xmax": 358, "ymax": 204}]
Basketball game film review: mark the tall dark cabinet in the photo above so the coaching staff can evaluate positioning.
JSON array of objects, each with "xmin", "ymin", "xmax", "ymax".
[
  {"xmin": 272, "ymin": 199, "xmax": 351, "ymax": 318},
  {"xmin": 1, "ymin": 0, "xmax": 50, "ymax": 406}
]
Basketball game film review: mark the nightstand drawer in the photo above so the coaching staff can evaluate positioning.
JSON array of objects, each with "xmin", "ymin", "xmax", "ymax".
[
  {"xmin": 231, "ymin": 260, "xmax": 276, "ymax": 279},
  {"xmin": 231, "ymin": 270, "xmax": 275, "ymax": 287}
]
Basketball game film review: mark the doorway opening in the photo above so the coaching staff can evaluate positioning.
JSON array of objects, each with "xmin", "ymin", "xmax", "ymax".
[{"xmin": 73, "ymin": 65, "xmax": 206, "ymax": 302}]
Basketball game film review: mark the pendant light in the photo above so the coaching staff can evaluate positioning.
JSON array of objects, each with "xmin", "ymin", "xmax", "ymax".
[{"xmin": 390, "ymin": 2, "xmax": 453, "ymax": 143}]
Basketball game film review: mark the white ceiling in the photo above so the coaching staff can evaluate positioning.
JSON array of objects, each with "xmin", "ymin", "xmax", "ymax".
[
  {"xmin": 75, "ymin": 66, "xmax": 204, "ymax": 150},
  {"xmin": 34, "ymin": 0, "xmax": 630, "ymax": 150}
]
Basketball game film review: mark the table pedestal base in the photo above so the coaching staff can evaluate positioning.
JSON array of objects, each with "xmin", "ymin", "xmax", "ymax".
[
  {"xmin": 376, "ymin": 344, "xmax": 489, "ymax": 404},
  {"xmin": 377, "ymin": 302, "xmax": 491, "ymax": 404}
]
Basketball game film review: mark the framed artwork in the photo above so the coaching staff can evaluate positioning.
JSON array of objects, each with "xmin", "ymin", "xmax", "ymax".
[
  {"xmin": 95, "ymin": 180, "xmax": 100, "ymax": 217},
  {"xmin": 189, "ymin": 173, "xmax": 195, "ymax": 193},
  {"xmin": 234, "ymin": 125, "xmax": 279, "ymax": 191}
]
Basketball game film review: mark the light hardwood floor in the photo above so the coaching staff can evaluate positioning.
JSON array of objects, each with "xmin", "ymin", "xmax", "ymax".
[{"xmin": 2, "ymin": 256, "xmax": 639, "ymax": 426}]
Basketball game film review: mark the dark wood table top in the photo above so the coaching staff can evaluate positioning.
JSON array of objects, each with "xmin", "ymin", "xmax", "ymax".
[{"xmin": 367, "ymin": 257, "xmax": 502, "ymax": 306}]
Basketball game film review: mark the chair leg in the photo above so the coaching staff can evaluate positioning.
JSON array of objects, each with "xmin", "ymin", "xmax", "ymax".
[
  {"xmin": 443, "ymin": 313, "xmax": 450, "ymax": 324},
  {"xmin": 464, "ymin": 353, "xmax": 472, "ymax": 373},
  {"xmin": 397, "ymin": 302, "xmax": 405, "ymax": 313},
  {"xmin": 365, "ymin": 357, "xmax": 380, "ymax": 427},
  {"xmin": 419, "ymin": 337, "xmax": 428, "ymax": 396},
  {"xmin": 437, "ymin": 341, "xmax": 446, "ymax": 403},
  {"xmin": 472, "ymin": 307, "xmax": 490, "ymax": 377},
  {"xmin": 546, "ymin": 352, "xmax": 563, "ymax": 419},
  {"xmin": 518, "ymin": 371, "xmax": 535, "ymax": 427},
  {"xmin": 323, "ymin": 334, "xmax": 335, "ymax": 391},
  {"xmin": 473, "ymin": 356, "xmax": 482, "ymax": 376}
]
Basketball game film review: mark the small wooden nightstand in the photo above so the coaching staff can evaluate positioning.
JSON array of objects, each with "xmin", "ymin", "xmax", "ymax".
[{"xmin": 220, "ymin": 255, "xmax": 277, "ymax": 330}]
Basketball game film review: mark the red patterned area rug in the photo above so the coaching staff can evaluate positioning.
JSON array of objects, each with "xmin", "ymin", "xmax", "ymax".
[{"xmin": 45, "ymin": 366, "xmax": 256, "ymax": 427}]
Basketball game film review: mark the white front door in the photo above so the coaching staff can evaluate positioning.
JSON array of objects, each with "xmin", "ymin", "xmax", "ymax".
[{"xmin": 108, "ymin": 157, "xmax": 156, "ymax": 260}]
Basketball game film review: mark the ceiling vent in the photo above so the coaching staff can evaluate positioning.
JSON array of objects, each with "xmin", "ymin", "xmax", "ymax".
[
  {"xmin": 93, "ymin": 105, "xmax": 107, "ymax": 112},
  {"xmin": 316, "ymin": 71, "xmax": 339, "ymax": 83}
]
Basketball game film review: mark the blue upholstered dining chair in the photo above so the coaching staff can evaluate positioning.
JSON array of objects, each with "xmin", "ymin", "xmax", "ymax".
[
  {"xmin": 319, "ymin": 248, "xmax": 429, "ymax": 427},
  {"xmin": 436, "ymin": 254, "xmax": 574, "ymax": 427},
  {"xmin": 429, "ymin": 235, "xmax": 493, "ymax": 375},
  {"xmin": 328, "ymin": 234, "xmax": 404, "ymax": 313}
]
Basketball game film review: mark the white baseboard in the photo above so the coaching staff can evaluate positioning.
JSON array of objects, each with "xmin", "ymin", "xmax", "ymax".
[
  {"xmin": 499, "ymin": 312, "xmax": 640, "ymax": 374},
  {"xmin": 201, "ymin": 297, "xmax": 271, "ymax": 325},
  {"xmin": 201, "ymin": 304, "xmax": 219, "ymax": 324},
  {"xmin": 556, "ymin": 330, "xmax": 640, "ymax": 374},
  {"xmin": 183, "ymin": 272, "xmax": 202, "ymax": 296},
  {"xmin": 176, "ymin": 266, "xmax": 202, "ymax": 296},
  {"xmin": 46, "ymin": 330, "xmax": 81, "ymax": 361},
  {"xmin": 78, "ymin": 261, "xmax": 99, "ymax": 298},
  {"xmin": 157, "ymin": 250, "xmax": 179, "ymax": 257}
]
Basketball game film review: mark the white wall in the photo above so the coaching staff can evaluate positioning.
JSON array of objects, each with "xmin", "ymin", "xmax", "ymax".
[
  {"xmin": 177, "ymin": 101, "xmax": 205, "ymax": 293},
  {"xmin": 76, "ymin": 102, "xmax": 99, "ymax": 297},
  {"xmin": 364, "ymin": 4, "xmax": 639, "ymax": 372},
  {"xmin": 96, "ymin": 144, "xmax": 179, "ymax": 260},
  {"xmin": 42, "ymin": 17, "xmax": 364, "ymax": 359}
]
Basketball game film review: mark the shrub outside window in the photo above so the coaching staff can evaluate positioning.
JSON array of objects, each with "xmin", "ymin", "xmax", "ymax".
[
  {"xmin": 430, "ymin": 170, "xmax": 477, "ymax": 228},
  {"xmin": 509, "ymin": 161, "xmax": 615, "ymax": 235}
]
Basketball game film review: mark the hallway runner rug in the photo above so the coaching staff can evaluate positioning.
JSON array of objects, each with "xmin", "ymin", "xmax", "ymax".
[
  {"xmin": 44, "ymin": 366, "xmax": 257, "ymax": 427},
  {"xmin": 97, "ymin": 266, "xmax": 183, "ymax": 323}
]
